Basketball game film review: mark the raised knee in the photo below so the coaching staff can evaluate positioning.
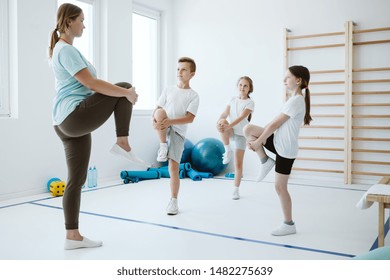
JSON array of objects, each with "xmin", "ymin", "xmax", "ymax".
[
  {"xmin": 217, "ymin": 118, "xmax": 229, "ymax": 125},
  {"xmin": 154, "ymin": 108, "xmax": 167, "ymax": 121},
  {"xmin": 243, "ymin": 124, "xmax": 252, "ymax": 137}
]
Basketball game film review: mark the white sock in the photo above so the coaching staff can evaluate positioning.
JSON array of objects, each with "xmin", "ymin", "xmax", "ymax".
[
  {"xmin": 160, "ymin": 142, "xmax": 168, "ymax": 148},
  {"xmin": 224, "ymin": 145, "xmax": 231, "ymax": 153}
]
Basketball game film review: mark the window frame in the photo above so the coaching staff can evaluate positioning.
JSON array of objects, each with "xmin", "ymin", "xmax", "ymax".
[
  {"xmin": 132, "ymin": 3, "xmax": 162, "ymax": 114},
  {"xmin": 0, "ymin": 0, "xmax": 10, "ymax": 118}
]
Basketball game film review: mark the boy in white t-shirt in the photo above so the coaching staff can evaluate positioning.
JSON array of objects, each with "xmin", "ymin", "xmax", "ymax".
[
  {"xmin": 152, "ymin": 57, "xmax": 200, "ymax": 215},
  {"xmin": 244, "ymin": 66, "xmax": 312, "ymax": 236}
]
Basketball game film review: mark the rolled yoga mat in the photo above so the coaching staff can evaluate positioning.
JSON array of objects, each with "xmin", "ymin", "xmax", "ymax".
[
  {"xmin": 196, "ymin": 171, "xmax": 214, "ymax": 178},
  {"xmin": 120, "ymin": 170, "xmax": 161, "ymax": 180},
  {"xmin": 123, "ymin": 177, "xmax": 140, "ymax": 184},
  {"xmin": 158, "ymin": 162, "xmax": 191, "ymax": 171},
  {"xmin": 187, "ymin": 168, "xmax": 202, "ymax": 181},
  {"xmin": 148, "ymin": 167, "xmax": 185, "ymax": 179}
]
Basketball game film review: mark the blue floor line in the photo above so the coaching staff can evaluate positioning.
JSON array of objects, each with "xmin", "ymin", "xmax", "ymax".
[
  {"xmin": 30, "ymin": 201, "xmax": 355, "ymax": 259},
  {"xmin": 370, "ymin": 217, "xmax": 390, "ymax": 251}
]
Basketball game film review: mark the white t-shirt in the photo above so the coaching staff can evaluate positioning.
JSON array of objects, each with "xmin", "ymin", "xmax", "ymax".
[
  {"xmin": 156, "ymin": 85, "xmax": 200, "ymax": 137},
  {"xmin": 274, "ymin": 95, "xmax": 305, "ymax": 159},
  {"xmin": 228, "ymin": 97, "xmax": 255, "ymax": 136}
]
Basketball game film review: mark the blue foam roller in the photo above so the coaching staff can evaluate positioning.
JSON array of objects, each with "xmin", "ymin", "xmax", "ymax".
[
  {"xmin": 123, "ymin": 177, "xmax": 140, "ymax": 184},
  {"xmin": 159, "ymin": 162, "xmax": 191, "ymax": 171},
  {"xmin": 151, "ymin": 168, "xmax": 185, "ymax": 179},
  {"xmin": 187, "ymin": 168, "xmax": 202, "ymax": 181},
  {"xmin": 197, "ymin": 171, "xmax": 214, "ymax": 178},
  {"xmin": 120, "ymin": 170, "xmax": 161, "ymax": 180},
  {"xmin": 225, "ymin": 173, "xmax": 235, "ymax": 178}
]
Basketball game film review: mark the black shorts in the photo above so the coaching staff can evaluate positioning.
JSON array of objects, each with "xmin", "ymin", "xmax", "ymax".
[{"xmin": 263, "ymin": 134, "xmax": 295, "ymax": 175}]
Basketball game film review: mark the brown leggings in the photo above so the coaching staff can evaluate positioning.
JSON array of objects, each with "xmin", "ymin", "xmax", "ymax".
[{"xmin": 54, "ymin": 82, "xmax": 132, "ymax": 230}]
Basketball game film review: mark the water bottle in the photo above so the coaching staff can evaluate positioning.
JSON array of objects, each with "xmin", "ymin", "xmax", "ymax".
[
  {"xmin": 92, "ymin": 166, "xmax": 98, "ymax": 187},
  {"xmin": 87, "ymin": 166, "xmax": 93, "ymax": 188}
]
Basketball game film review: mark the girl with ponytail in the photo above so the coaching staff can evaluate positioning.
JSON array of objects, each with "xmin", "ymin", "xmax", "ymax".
[{"xmin": 243, "ymin": 65, "xmax": 311, "ymax": 236}]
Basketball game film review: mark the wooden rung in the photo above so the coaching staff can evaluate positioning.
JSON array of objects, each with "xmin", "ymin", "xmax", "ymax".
[
  {"xmin": 297, "ymin": 157, "xmax": 344, "ymax": 163},
  {"xmin": 311, "ymin": 69, "xmax": 344, "ymax": 74},
  {"xmin": 353, "ymin": 79, "xmax": 390, "ymax": 83},
  {"xmin": 311, "ymin": 81, "xmax": 344, "ymax": 85},
  {"xmin": 353, "ymin": 91, "xmax": 390, "ymax": 95},
  {"xmin": 352, "ymin": 126, "xmax": 390, "ymax": 130},
  {"xmin": 353, "ymin": 67, "xmax": 390, "ymax": 72},
  {"xmin": 353, "ymin": 27, "xmax": 390, "ymax": 34},
  {"xmin": 299, "ymin": 136, "xmax": 344, "ymax": 140},
  {"xmin": 352, "ymin": 171, "xmax": 390, "ymax": 177},
  {"xmin": 301, "ymin": 125, "xmax": 344, "ymax": 129},
  {"xmin": 353, "ymin": 115, "xmax": 390, "ymax": 118},
  {"xmin": 354, "ymin": 39, "xmax": 390, "ymax": 46},
  {"xmin": 300, "ymin": 146, "xmax": 344, "ymax": 151},
  {"xmin": 292, "ymin": 167, "xmax": 344, "ymax": 174},
  {"xmin": 352, "ymin": 137, "xmax": 390, "ymax": 142},
  {"xmin": 353, "ymin": 149, "xmax": 390, "ymax": 154},
  {"xmin": 312, "ymin": 103, "xmax": 344, "ymax": 107},
  {"xmin": 311, "ymin": 114, "xmax": 344, "ymax": 118},
  {"xmin": 288, "ymin": 43, "xmax": 345, "ymax": 51},
  {"xmin": 353, "ymin": 103, "xmax": 390, "ymax": 107},
  {"xmin": 287, "ymin": 31, "xmax": 344, "ymax": 40},
  {"xmin": 311, "ymin": 92, "xmax": 344, "ymax": 96},
  {"xmin": 352, "ymin": 160, "xmax": 390, "ymax": 165}
]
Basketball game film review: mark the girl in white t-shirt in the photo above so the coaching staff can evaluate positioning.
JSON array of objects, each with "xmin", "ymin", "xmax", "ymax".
[
  {"xmin": 217, "ymin": 76, "xmax": 255, "ymax": 200},
  {"xmin": 244, "ymin": 66, "xmax": 312, "ymax": 236}
]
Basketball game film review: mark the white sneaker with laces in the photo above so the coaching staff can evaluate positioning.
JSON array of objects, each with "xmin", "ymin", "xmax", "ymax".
[
  {"xmin": 110, "ymin": 144, "xmax": 150, "ymax": 166},
  {"xmin": 157, "ymin": 143, "xmax": 168, "ymax": 162},
  {"xmin": 166, "ymin": 198, "xmax": 179, "ymax": 215},
  {"xmin": 271, "ymin": 223, "xmax": 296, "ymax": 236},
  {"xmin": 256, "ymin": 158, "xmax": 275, "ymax": 182},
  {"xmin": 232, "ymin": 187, "xmax": 240, "ymax": 200},
  {"xmin": 64, "ymin": 237, "xmax": 103, "ymax": 250},
  {"xmin": 222, "ymin": 150, "xmax": 233, "ymax": 164}
]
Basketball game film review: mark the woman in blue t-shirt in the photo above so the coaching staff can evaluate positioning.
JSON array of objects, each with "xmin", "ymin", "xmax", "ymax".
[
  {"xmin": 244, "ymin": 66, "xmax": 311, "ymax": 236},
  {"xmin": 49, "ymin": 3, "xmax": 147, "ymax": 250}
]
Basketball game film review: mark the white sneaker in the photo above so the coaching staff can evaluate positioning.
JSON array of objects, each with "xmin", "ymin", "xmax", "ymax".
[
  {"xmin": 232, "ymin": 187, "xmax": 240, "ymax": 200},
  {"xmin": 271, "ymin": 223, "xmax": 296, "ymax": 236},
  {"xmin": 256, "ymin": 158, "xmax": 275, "ymax": 182},
  {"xmin": 64, "ymin": 237, "xmax": 103, "ymax": 250},
  {"xmin": 157, "ymin": 144, "xmax": 168, "ymax": 162},
  {"xmin": 110, "ymin": 144, "xmax": 149, "ymax": 166},
  {"xmin": 166, "ymin": 198, "xmax": 179, "ymax": 215},
  {"xmin": 222, "ymin": 150, "xmax": 233, "ymax": 164}
]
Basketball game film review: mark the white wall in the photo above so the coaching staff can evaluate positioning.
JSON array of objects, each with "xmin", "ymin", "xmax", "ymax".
[
  {"xmin": 0, "ymin": 0, "xmax": 173, "ymax": 201},
  {"xmin": 0, "ymin": 0, "xmax": 389, "ymax": 201},
  {"xmin": 172, "ymin": 0, "xmax": 390, "ymax": 180}
]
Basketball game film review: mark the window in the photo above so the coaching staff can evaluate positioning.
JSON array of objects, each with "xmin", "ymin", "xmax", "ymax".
[
  {"xmin": 57, "ymin": 0, "xmax": 94, "ymax": 64},
  {"xmin": 0, "ymin": 0, "xmax": 10, "ymax": 117},
  {"xmin": 132, "ymin": 5, "xmax": 161, "ymax": 110}
]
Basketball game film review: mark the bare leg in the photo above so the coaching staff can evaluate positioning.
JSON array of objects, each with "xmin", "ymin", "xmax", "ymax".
[
  {"xmin": 217, "ymin": 119, "xmax": 232, "ymax": 145},
  {"xmin": 153, "ymin": 108, "xmax": 168, "ymax": 143},
  {"xmin": 168, "ymin": 159, "xmax": 180, "ymax": 198},
  {"xmin": 234, "ymin": 149, "xmax": 245, "ymax": 187},
  {"xmin": 274, "ymin": 172, "xmax": 292, "ymax": 222},
  {"xmin": 243, "ymin": 123, "xmax": 267, "ymax": 159}
]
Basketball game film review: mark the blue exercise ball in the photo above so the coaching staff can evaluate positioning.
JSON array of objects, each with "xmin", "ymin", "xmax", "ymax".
[
  {"xmin": 181, "ymin": 139, "xmax": 194, "ymax": 163},
  {"xmin": 191, "ymin": 138, "xmax": 227, "ymax": 175}
]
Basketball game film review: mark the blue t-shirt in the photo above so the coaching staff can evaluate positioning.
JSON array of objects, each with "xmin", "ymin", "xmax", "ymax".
[{"xmin": 51, "ymin": 41, "xmax": 97, "ymax": 125}]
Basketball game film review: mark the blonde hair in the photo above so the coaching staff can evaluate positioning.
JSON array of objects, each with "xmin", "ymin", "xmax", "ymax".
[{"xmin": 48, "ymin": 3, "xmax": 82, "ymax": 58}]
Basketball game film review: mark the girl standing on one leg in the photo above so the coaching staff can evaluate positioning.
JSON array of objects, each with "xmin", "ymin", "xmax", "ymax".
[
  {"xmin": 243, "ymin": 66, "xmax": 311, "ymax": 236},
  {"xmin": 217, "ymin": 76, "xmax": 255, "ymax": 200}
]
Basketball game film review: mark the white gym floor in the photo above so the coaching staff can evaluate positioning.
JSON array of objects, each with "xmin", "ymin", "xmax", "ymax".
[{"xmin": 0, "ymin": 176, "xmax": 388, "ymax": 260}]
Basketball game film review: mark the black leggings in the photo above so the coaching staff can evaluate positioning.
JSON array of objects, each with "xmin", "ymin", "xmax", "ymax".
[{"xmin": 54, "ymin": 82, "xmax": 132, "ymax": 230}]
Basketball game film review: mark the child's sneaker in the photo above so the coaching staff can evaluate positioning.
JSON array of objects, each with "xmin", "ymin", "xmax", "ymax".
[
  {"xmin": 256, "ymin": 158, "xmax": 275, "ymax": 182},
  {"xmin": 166, "ymin": 198, "xmax": 179, "ymax": 215},
  {"xmin": 271, "ymin": 223, "xmax": 296, "ymax": 236},
  {"xmin": 157, "ymin": 143, "xmax": 168, "ymax": 162},
  {"xmin": 232, "ymin": 187, "xmax": 240, "ymax": 200},
  {"xmin": 222, "ymin": 150, "xmax": 233, "ymax": 164}
]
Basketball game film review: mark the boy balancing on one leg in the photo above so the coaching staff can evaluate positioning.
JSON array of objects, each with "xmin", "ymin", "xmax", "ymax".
[{"xmin": 152, "ymin": 57, "xmax": 200, "ymax": 215}]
